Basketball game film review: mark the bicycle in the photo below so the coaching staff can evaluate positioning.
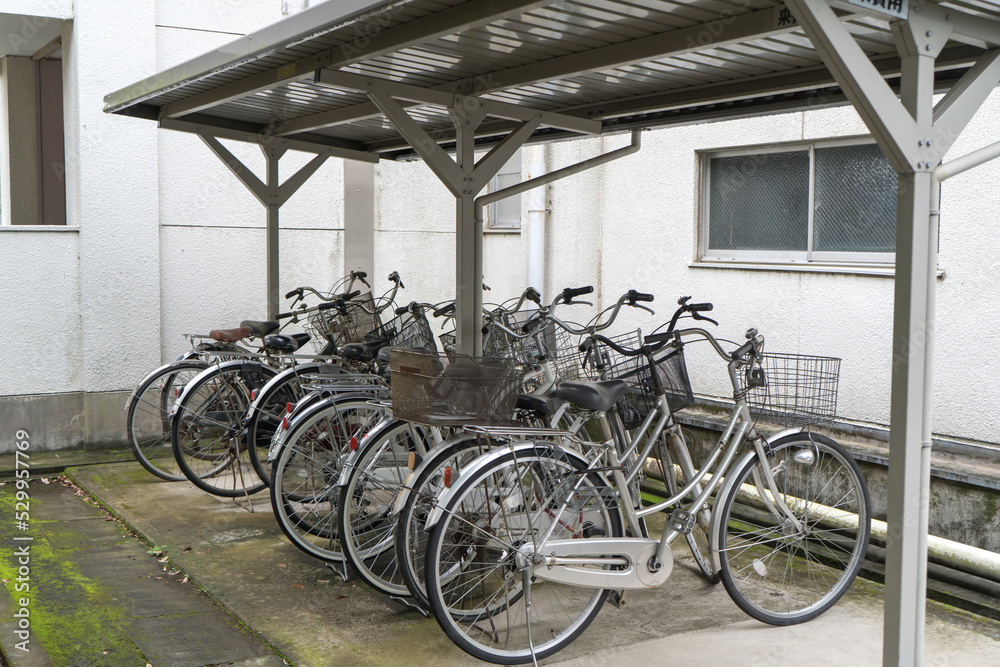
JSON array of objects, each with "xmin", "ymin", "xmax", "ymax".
[
  {"xmin": 124, "ymin": 270, "xmax": 376, "ymax": 482},
  {"xmin": 421, "ymin": 298, "xmax": 871, "ymax": 664}
]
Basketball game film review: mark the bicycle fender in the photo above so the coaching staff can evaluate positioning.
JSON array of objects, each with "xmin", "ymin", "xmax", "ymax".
[
  {"xmin": 335, "ymin": 417, "xmax": 407, "ymax": 487},
  {"xmin": 422, "ymin": 442, "xmax": 593, "ymax": 531},
  {"xmin": 245, "ymin": 361, "xmax": 330, "ymax": 417},
  {"xmin": 169, "ymin": 360, "xmax": 277, "ymax": 420}
]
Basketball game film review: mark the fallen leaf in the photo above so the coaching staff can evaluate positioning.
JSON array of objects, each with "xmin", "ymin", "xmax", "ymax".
[
  {"xmin": 182, "ymin": 546, "xmax": 192, "ymax": 553},
  {"xmin": 317, "ymin": 580, "xmax": 331, "ymax": 583},
  {"xmin": 41, "ymin": 478, "xmax": 50, "ymax": 484},
  {"xmin": 168, "ymin": 569, "xmax": 181, "ymax": 576},
  {"xmin": 158, "ymin": 557, "xmax": 169, "ymax": 563},
  {"xmin": 277, "ymin": 563, "xmax": 287, "ymax": 568},
  {"xmin": 290, "ymin": 584, "xmax": 304, "ymax": 589},
  {"xmin": 181, "ymin": 577, "xmax": 189, "ymax": 584},
  {"xmin": 336, "ymin": 594, "xmax": 347, "ymax": 599},
  {"xmin": 155, "ymin": 576, "xmax": 163, "ymax": 580}
]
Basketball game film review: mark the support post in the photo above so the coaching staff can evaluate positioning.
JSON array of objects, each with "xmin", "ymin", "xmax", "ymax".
[
  {"xmin": 344, "ymin": 161, "xmax": 375, "ymax": 278},
  {"xmin": 264, "ymin": 147, "xmax": 285, "ymax": 320}
]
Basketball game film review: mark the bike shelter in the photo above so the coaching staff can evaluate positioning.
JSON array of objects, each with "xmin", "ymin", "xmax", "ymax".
[{"xmin": 104, "ymin": 1, "xmax": 1000, "ymax": 663}]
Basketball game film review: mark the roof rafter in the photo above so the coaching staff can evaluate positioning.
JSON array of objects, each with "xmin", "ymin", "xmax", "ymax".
[{"xmin": 159, "ymin": 0, "xmax": 554, "ymax": 119}]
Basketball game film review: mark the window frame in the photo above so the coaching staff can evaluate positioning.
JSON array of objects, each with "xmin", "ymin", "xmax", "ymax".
[
  {"xmin": 486, "ymin": 150, "xmax": 522, "ymax": 232},
  {"xmin": 698, "ymin": 136, "xmax": 895, "ymax": 266}
]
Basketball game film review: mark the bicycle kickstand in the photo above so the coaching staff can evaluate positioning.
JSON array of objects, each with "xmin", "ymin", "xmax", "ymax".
[{"xmin": 324, "ymin": 560, "xmax": 350, "ymax": 583}]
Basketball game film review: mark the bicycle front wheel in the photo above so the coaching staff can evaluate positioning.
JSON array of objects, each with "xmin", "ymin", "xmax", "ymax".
[
  {"xmin": 127, "ymin": 360, "xmax": 209, "ymax": 481},
  {"xmin": 425, "ymin": 446, "xmax": 623, "ymax": 665},
  {"xmin": 171, "ymin": 362, "xmax": 276, "ymax": 497},
  {"xmin": 717, "ymin": 432, "xmax": 870, "ymax": 625}
]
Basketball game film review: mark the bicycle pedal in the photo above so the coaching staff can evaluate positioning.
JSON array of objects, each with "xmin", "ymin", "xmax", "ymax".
[
  {"xmin": 608, "ymin": 590, "xmax": 628, "ymax": 609},
  {"xmin": 667, "ymin": 508, "xmax": 696, "ymax": 535}
]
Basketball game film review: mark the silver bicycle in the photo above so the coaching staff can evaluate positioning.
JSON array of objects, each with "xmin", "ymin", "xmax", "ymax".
[{"xmin": 421, "ymin": 298, "xmax": 871, "ymax": 665}]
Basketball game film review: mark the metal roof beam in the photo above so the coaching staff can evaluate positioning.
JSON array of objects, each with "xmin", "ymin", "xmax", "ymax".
[
  {"xmin": 159, "ymin": 116, "xmax": 379, "ymax": 163},
  {"xmin": 275, "ymin": 5, "xmax": 810, "ymax": 137},
  {"xmin": 159, "ymin": 0, "xmax": 551, "ymax": 119},
  {"xmin": 314, "ymin": 69, "xmax": 602, "ymax": 135},
  {"xmin": 445, "ymin": 5, "xmax": 809, "ymax": 97}
]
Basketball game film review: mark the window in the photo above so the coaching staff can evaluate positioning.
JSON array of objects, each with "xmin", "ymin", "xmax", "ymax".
[
  {"xmin": 700, "ymin": 139, "xmax": 897, "ymax": 264},
  {"xmin": 487, "ymin": 151, "xmax": 522, "ymax": 230},
  {"xmin": 1, "ymin": 45, "xmax": 66, "ymax": 225}
]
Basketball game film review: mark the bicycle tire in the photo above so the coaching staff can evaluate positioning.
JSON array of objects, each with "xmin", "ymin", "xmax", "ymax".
[
  {"xmin": 338, "ymin": 419, "xmax": 432, "ymax": 596},
  {"xmin": 394, "ymin": 435, "xmax": 491, "ymax": 609},
  {"xmin": 424, "ymin": 445, "xmax": 623, "ymax": 665},
  {"xmin": 170, "ymin": 362, "xmax": 277, "ymax": 497},
  {"xmin": 717, "ymin": 432, "xmax": 870, "ymax": 625},
  {"xmin": 269, "ymin": 396, "xmax": 390, "ymax": 562},
  {"xmin": 245, "ymin": 361, "xmax": 347, "ymax": 486},
  {"xmin": 127, "ymin": 360, "xmax": 210, "ymax": 481}
]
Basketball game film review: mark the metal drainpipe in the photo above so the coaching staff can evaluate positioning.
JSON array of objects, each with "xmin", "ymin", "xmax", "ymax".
[
  {"xmin": 526, "ymin": 145, "xmax": 547, "ymax": 296},
  {"xmin": 920, "ymin": 138, "xmax": 1000, "ymax": 578}
]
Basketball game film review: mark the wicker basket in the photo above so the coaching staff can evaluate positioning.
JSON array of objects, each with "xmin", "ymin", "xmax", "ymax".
[
  {"xmin": 389, "ymin": 349, "xmax": 524, "ymax": 426},
  {"xmin": 738, "ymin": 353, "xmax": 840, "ymax": 426}
]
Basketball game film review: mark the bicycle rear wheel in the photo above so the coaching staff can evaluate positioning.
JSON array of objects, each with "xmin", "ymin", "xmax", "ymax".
[
  {"xmin": 171, "ymin": 362, "xmax": 277, "ymax": 497},
  {"xmin": 717, "ymin": 432, "xmax": 870, "ymax": 625},
  {"xmin": 269, "ymin": 396, "xmax": 390, "ymax": 562},
  {"xmin": 394, "ymin": 435, "xmax": 491, "ymax": 609},
  {"xmin": 245, "ymin": 361, "xmax": 346, "ymax": 486},
  {"xmin": 424, "ymin": 445, "xmax": 623, "ymax": 665},
  {"xmin": 338, "ymin": 419, "xmax": 431, "ymax": 596},
  {"xmin": 127, "ymin": 360, "xmax": 209, "ymax": 481}
]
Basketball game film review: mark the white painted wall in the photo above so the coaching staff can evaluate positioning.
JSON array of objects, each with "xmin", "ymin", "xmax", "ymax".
[{"xmin": 374, "ymin": 97, "xmax": 1000, "ymax": 447}]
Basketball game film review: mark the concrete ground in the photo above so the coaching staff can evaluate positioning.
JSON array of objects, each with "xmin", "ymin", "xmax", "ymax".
[{"xmin": 1, "ymin": 457, "xmax": 999, "ymax": 666}]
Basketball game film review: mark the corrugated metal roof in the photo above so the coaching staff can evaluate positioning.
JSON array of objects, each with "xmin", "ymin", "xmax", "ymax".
[{"xmin": 105, "ymin": 0, "xmax": 1000, "ymax": 159}]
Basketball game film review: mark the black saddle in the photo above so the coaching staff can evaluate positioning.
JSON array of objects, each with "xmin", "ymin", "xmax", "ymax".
[{"xmin": 554, "ymin": 380, "xmax": 628, "ymax": 413}]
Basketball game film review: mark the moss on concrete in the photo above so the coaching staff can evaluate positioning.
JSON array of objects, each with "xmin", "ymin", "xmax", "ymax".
[{"xmin": 0, "ymin": 483, "xmax": 148, "ymax": 666}]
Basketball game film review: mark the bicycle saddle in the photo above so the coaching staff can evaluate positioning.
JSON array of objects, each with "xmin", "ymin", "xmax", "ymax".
[
  {"xmin": 209, "ymin": 326, "xmax": 252, "ymax": 343},
  {"xmin": 340, "ymin": 339, "xmax": 390, "ymax": 361},
  {"xmin": 264, "ymin": 333, "xmax": 311, "ymax": 353},
  {"xmin": 554, "ymin": 380, "xmax": 628, "ymax": 413},
  {"xmin": 516, "ymin": 393, "xmax": 564, "ymax": 416},
  {"xmin": 240, "ymin": 320, "xmax": 280, "ymax": 337}
]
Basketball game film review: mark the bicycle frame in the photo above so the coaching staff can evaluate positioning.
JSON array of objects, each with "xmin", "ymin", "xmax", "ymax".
[{"xmin": 424, "ymin": 325, "xmax": 814, "ymax": 592}]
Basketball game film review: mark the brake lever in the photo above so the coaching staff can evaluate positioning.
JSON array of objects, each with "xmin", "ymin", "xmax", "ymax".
[
  {"xmin": 630, "ymin": 303, "xmax": 655, "ymax": 316},
  {"xmin": 692, "ymin": 312, "xmax": 719, "ymax": 326},
  {"xmin": 564, "ymin": 299, "xmax": 593, "ymax": 307}
]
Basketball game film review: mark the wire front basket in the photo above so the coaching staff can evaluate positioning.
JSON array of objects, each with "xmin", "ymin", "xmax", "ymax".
[
  {"xmin": 366, "ymin": 308, "xmax": 437, "ymax": 353},
  {"xmin": 738, "ymin": 353, "xmax": 841, "ymax": 426},
  {"xmin": 389, "ymin": 349, "xmax": 524, "ymax": 426},
  {"xmin": 586, "ymin": 330, "xmax": 694, "ymax": 426},
  {"xmin": 307, "ymin": 292, "xmax": 380, "ymax": 346}
]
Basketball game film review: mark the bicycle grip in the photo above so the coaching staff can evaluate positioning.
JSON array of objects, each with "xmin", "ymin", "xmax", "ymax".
[
  {"xmin": 627, "ymin": 290, "xmax": 654, "ymax": 303},
  {"xmin": 275, "ymin": 310, "xmax": 296, "ymax": 319},
  {"xmin": 525, "ymin": 287, "xmax": 541, "ymax": 304},
  {"xmin": 562, "ymin": 285, "xmax": 594, "ymax": 301},
  {"xmin": 433, "ymin": 303, "xmax": 456, "ymax": 318},
  {"xmin": 689, "ymin": 302, "xmax": 713, "ymax": 312},
  {"xmin": 731, "ymin": 340, "xmax": 754, "ymax": 360},
  {"xmin": 353, "ymin": 270, "xmax": 367, "ymax": 279},
  {"xmin": 317, "ymin": 301, "xmax": 337, "ymax": 311},
  {"xmin": 340, "ymin": 290, "xmax": 361, "ymax": 301}
]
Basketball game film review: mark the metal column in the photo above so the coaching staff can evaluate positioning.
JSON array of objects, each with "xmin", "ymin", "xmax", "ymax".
[
  {"xmin": 199, "ymin": 133, "xmax": 332, "ymax": 319},
  {"xmin": 785, "ymin": 1, "xmax": 1000, "ymax": 663}
]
